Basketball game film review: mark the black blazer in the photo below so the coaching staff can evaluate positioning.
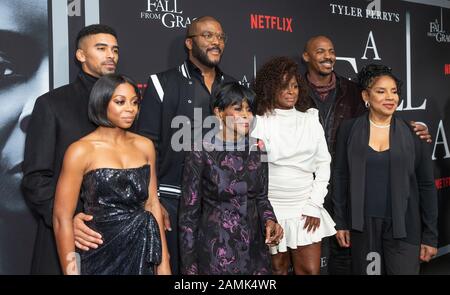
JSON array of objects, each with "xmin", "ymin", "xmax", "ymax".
[
  {"xmin": 21, "ymin": 72, "xmax": 97, "ymax": 274},
  {"xmin": 332, "ymin": 115, "xmax": 438, "ymax": 247}
]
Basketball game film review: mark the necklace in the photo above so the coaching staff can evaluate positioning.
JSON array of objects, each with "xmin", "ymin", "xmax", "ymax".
[{"xmin": 369, "ymin": 119, "xmax": 390, "ymax": 128}]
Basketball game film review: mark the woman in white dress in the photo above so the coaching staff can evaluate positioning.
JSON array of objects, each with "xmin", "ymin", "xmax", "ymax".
[{"xmin": 251, "ymin": 57, "xmax": 336, "ymax": 274}]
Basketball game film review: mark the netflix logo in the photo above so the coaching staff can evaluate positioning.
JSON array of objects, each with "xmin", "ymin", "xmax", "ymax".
[
  {"xmin": 445, "ymin": 64, "xmax": 450, "ymax": 75},
  {"xmin": 250, "ymin": 14, "xmax": 293, "ymax": 32},
  {"xmin": 138, "ymin": 83, "xmax": 148, "ymax": 92},
  {"xmin": 435, "ymin": 177, "xmax": 450, "ymax": 189}
]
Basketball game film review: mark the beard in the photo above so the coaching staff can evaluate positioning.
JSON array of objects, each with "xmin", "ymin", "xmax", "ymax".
[
  {"xmin": 99, "ymin": 64, "xmax": 116, "ymax": 76},
  {"xmin": 318, "ymin": 70, "xmax": 333, "ymax": 77},
  {"xmin": 191, "ymin": 39, "xmax": 222, "ymax": 68},
  {"xmin": 317, "ymin": 60, "xmax": 335, "ymax": 76}
]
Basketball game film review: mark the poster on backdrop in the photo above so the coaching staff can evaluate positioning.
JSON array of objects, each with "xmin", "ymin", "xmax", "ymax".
[{"xmin": 0, "ymin": 0, "xmax": 49, "ymax": 274}]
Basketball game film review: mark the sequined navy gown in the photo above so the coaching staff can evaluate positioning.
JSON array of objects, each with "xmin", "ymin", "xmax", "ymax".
[{"xmin": 78, "ymin": 164, "xmax": 162, "ymax": 275}]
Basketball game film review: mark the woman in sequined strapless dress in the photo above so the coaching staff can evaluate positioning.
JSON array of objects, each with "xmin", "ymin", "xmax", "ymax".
[{"xmin": 53, "ymin": 74, "xmax": 170, "ymax": 275}]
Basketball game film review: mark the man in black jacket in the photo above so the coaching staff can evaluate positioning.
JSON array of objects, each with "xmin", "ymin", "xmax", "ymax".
[
  {"xmin": 302, "ymin": 35, "xmax": 431, "ymax": 275},
  {"xmin": 22, "ymin": 24, "xmax": 119, "ymax": 274},
  {"xmin": 136, "ymin": 16, "xmax": 234, "ymax": 274}
]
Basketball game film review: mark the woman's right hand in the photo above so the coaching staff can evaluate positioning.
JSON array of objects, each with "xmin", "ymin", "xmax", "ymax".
[
  {"xmin": 335, "ymin": 230, "xmax": 351, "ymax": 248},
  {"xmin": 265, "ymin": 220, "xmax": 284, "ymax": 246}
]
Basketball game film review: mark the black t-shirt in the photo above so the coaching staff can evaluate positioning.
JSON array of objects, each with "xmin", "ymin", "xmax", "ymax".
[
  {"xmin": 187, "ymin": 60, "xmax": 224, "ymax": 140},
  {"xmin": 365, "ymin": 146, "xmax": 392, "ymax": 218}
]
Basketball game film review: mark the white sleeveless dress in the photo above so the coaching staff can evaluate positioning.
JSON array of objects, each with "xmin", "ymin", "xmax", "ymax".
[{"xmin": 251, "ymin": 108, "xmax": 336, "ymax": 253}]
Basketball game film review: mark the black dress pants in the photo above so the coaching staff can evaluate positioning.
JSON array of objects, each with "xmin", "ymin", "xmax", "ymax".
[
  {"xmin": 351, "ymin": 217, "xmax": 420, "ymax": 275},
  {"xmin": 159, "ymin": 195, "xmax": 180, "ymax": 274}
]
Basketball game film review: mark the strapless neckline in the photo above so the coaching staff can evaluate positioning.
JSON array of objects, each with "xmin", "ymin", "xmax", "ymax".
[
  {"xmin": 78, "ymin": 162, "xmax": 160, "ymax": 274},
  {"xmin": 84, "ymin": 164, "xmax": 150, "ymax": 176}
]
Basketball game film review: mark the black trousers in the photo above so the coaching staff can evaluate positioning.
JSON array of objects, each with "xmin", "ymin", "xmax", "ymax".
[
  {"xmin": 351, "ymin": 217, "xmax": 420, "ymax": 275},
  {"xmin": 159, "ymin": 195, "xmax": 180, "ymax": 274},
  {"xmin": 327, "ymin": 236, "xmax": 352, "ymax": 275},
  {"xmin": 30, "ymin": 220, "xmax": 62, "ymax": 274},
  {"xmin": 325, "ymin": 195, "xmax": 352, "ymax": 275}
]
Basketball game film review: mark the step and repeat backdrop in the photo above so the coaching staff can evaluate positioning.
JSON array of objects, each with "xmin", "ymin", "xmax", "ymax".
[{"xmin": 0, "ymin": 0, "xmax": 449, "ymax": 274}]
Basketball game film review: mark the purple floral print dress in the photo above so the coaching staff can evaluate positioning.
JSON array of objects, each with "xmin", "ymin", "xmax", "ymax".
[{"xmin": 179, "ymin": 138, "xmax": 277, "ymax": 275}]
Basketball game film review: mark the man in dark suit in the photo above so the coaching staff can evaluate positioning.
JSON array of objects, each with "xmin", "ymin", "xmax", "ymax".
[{"xmin": 22, "ymin": 24, "xmax": 119, "ymax": 274}]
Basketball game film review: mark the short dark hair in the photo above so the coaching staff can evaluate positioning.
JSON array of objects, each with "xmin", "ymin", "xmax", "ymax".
[
  {"xmin": 211, "ymin": 82, "xmax": 255, "ymax": 112},
  {"xmin": 303, "ymin": 35, "xmax": 333, "ymax": 54},
  {"xmin": 357, "ymin": 64, "xmax": 402, "ymax": 95},
  {"xmin": 76, "ymin": 24, "xmax": 117, "ymax": 49},
  {"xmin": 88, "ymin": 74, "xmax": 141, "ymax": 127},
  {"xmin": 186, "ymin": 16, "xmax": 222, "ymax": 39},
  {"xmin": 252, "ymin": 56, "xmax": 311, "ymax": 116}
]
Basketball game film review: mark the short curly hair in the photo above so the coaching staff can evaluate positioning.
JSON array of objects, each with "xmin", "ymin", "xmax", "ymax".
[
  {"xmin": 252, "ymin": 56, "xmax": 311, "ymax": 116},
  {"xmin": 357, "ymin": 64, "xmax": 402, "ymax": 96}
]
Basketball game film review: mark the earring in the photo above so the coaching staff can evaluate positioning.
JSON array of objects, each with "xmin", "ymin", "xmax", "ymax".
[
  {"xmin": 365, "ymin": 101, "xmax": 370, "ymax": 108},
  {"xmin": 219, "ymin": 119, "xmax": 223, "ymax": 130}
]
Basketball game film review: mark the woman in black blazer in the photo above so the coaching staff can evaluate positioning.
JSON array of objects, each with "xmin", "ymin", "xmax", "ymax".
[{"xmin": 332, "ymin": 64, "xmax": 438, "ymax": 275}]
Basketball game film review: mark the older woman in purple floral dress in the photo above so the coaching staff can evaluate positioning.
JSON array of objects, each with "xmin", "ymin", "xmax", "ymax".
[{"xmin": 179, "ymin": 82, "xmax": 283, "ymax": 275}]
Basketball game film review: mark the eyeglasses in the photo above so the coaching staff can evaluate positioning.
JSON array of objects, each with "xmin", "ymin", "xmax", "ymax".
[{"xmin": 188, "ymin": 31, "xmax": 227, "ymax": 43}]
